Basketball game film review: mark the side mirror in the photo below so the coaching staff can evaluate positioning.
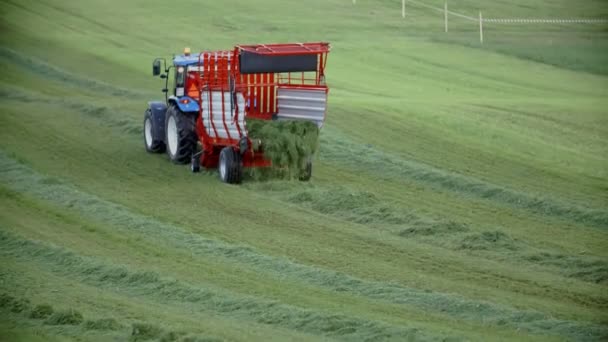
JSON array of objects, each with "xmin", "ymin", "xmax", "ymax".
[{"xmin": 153, "ymin": 60, "xmax": 161, "ymax": 76}]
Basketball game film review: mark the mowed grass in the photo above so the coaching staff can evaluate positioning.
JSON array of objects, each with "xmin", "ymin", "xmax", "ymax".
[{"xmin": 0, "ymin": 0, "xmax": 607, "ymax": 341}]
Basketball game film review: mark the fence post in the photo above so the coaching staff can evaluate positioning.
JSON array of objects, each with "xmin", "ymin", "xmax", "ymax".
[
  {"xmin": 402, "ymin": 0, "xmax": 406, "ymax": 18},
  {"xmin": 479, "ymin": 11, "xmax": 483, "ymax": 44},
  {"xmin": 353, "ymin": 0, "xmax": 356, "ymax": 4},
  {"xmin": 444, "ymin": 2, "xmax": 448, "ymax": 32}
]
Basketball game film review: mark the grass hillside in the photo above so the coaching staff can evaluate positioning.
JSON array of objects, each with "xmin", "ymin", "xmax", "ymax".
[{"xmin": 1, "ymin": 0, "xmax": 607, "ymax": 341}]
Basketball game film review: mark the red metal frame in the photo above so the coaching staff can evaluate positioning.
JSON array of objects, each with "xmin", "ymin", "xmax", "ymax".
[{"xmin": 190, "ymin": 42, "xmax": 330, "ymax": 169}]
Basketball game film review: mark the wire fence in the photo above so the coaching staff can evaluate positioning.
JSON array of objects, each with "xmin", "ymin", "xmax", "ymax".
[
  {"xmin": 353, "ymin": 0, "xmax": 608, "ymax": 43},
  {"xmin": 350, "ymin": 0, "xmax": 608, "ymax": 74},
  {"xmin": 482, "ymin": 19, "xmax": 608, "ymax": 24},
  {"xmin": 405, "ymin": 0, "xmax": 608, "ymax": 24},
  {"xmin": 411, "ymin": 0, "xmax": 607, "ymax": 41}
]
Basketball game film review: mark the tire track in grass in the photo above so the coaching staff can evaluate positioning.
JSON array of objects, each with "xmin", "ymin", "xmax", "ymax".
[
  {"xmin": 318, "ymin": 128, "xmax": 608, "ymax": 230},
  {"xmin": 0, "ymin": 231, "xmax": 441, "ymax": 342},
  {"xmin": 1, "ymin": 153, "xmax": 606, "ymax": 341}
]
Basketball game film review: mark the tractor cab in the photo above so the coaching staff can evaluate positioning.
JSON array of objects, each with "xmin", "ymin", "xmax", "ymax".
[{"xmin": 152, "ymin": 48, "xmax": 201, "ymax": 109}]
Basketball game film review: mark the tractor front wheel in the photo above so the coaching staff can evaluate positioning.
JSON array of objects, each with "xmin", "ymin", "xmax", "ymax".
[
  {"xmin": 219, "ymin": 147, "xmax": 242, "ymax": 184},
  {"xmin": 143, "ymin": 109, "xmax": 166, "ymax": 153},
  {"xmin": 165, "ymin": 106, "xmax": 196, "ymax": 164}
]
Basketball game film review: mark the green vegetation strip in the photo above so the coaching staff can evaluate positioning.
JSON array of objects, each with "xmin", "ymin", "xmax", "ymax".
[
  {"xmin": 0, "ymin": 88, "xmax": 141, "ymax": 136},
  {"xmin": 246, "ymin": 182, "xmax": 608, "ymax": 284},
  {"xmin": 0, "ymin": 47, "xmax": 145, "ymax": 98},
  {"xmin": 0, "ymin": 232, "xmax": 440, "ymax": 341},
  {"xmin": 1, "ymin": 153, "xmax": 606, "ymax": 340},
  {"xmin": 319, "ymin": 128, "xmax": 608, "ymax": 229},
  {"xmin": 6, "ymin": 88, "xmax": 603, "ymax": 285},
  {"xmin": 0, "ymin": 293, "xmax": 223, "ymax": 341},
  {"xmin": 3, "ymin": 83, "xmax": 604, "ymax": 229}
]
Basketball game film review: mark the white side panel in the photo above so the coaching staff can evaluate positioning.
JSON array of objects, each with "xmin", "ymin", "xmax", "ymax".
[
  {"xmin": 276, "ymin": 87, "xmax": 327, "ymax": 128},
  {"xmin": 201, "ymin": 91, "xmax": 245, "ymax": 139}
]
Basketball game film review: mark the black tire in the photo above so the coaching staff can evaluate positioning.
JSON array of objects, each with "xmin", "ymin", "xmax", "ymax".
[
  {"xmin": 219, "ymin": 147, "xmax": 242, "ymax": 184},
  {"xmin": 165, "ymin": 105, "xmax": 197, "ymax": 164},
  {"xmin": 143, "ymin": 109, "xmax": 166, "ymax": 153},
  {"xmin": 299, "ymin": 158, "xmax": 313, "ymax": 181}
]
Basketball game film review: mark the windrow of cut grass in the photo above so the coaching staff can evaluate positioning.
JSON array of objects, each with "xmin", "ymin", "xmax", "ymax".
[
  {"xmin": 0, "ymin": 47, "xmax": 147, "ymax": 98},
  {"xmin": 4, "ymin": 81, "xmax": 606, "ymax": 233},
  {"xmin": 0, "ymin": 231, "xmax": 445, "ymax": 342},
  {"xmin": 319, "ymin": 127, "xmax": 608, "ymax": 229},
  {"xmin": 246, "ymin": 181, "xmax": 422, "ymax": 226},
  {"xmin": 0, "ymin": 292, "xmax": 231, "ymax": 341},
  {"xmin": 247, "ymin": 181, "xmax": 608, "ymax": 285},
  {"xmin": 2, "ymin": 45, "xmax": 605, "ymax": 232},
  {"xmin": 1, "ymin": 294, "xmax": 105, "ymax": 331},
  {"xmin": 1, "ymin": 255, "xmax": 312, "ymax": 342},
  {"xmin": 522, "ymin": 252, "xmax": 608, "ymax": 284},
  {"xmin": 0, "ymin": 88, "xmax": 142, "ymax": 136},
  {"xmin": 2, "ymin": 85, "xmax": 605, "ymax": 319},
  {"xmin": 1, "ymin": 297, "xmax": 82, "ymax": 328},
  {"xmin": 1, "ymin": 153, "xmax": 606, "ymax": 341}
]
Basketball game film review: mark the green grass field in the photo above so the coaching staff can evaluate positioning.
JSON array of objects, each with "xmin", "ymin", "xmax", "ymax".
[{"xmin": 1, "ymin": 0, "xmax": 607, "ymax": 341}]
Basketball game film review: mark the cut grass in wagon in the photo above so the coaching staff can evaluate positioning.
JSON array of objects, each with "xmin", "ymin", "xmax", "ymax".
[{"xmin": 246, "ymin": 118, "xmax": 320, "ymax": 180}]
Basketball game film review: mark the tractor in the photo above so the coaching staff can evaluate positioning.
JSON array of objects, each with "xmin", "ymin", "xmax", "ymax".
[{"xmin": 143, "ymin": 43, "xmax": 331, "ymax": 183}]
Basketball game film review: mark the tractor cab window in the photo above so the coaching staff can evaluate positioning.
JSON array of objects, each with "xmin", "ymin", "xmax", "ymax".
[
  {"xmin": 175, "ymin": 67, "xmax": 185, "ymax": 96},
  {"xmin": 176, "ymin": 67, "xmax": 185, "ymax": 87}
]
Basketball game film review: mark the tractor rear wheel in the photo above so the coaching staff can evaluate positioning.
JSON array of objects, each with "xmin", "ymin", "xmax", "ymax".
[
  {"xmin": 165, "ymin": 106, "xmax": 196, "ymax": 164},
  {"xmin": 143, "ymin": 109, "xmax": 166, "ymax": 153},
  {"xmin": 219, "ymin": 147, "xmax": 242, "ymax": 184}
]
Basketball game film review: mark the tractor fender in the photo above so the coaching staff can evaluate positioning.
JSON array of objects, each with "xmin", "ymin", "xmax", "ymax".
[
  {"xmin": 168, "ymin": 96, "xmax": 200, "ymax": 113},
  {"xmin": 147, "ymin": 101, "xmax": 167, "ymax": 143}
]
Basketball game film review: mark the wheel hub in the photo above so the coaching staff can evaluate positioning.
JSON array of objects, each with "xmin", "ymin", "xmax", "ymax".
[
  {"xmin": 144, "ymin": 118, "xmax": 153, "ymax": 148},
  {"xmin": 167, "ymin": 115, "xmax": 178, "ymax": 157},
  {"xmin": 219, "ymin": 153, "xmax": 227, "ymax": 180}
]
